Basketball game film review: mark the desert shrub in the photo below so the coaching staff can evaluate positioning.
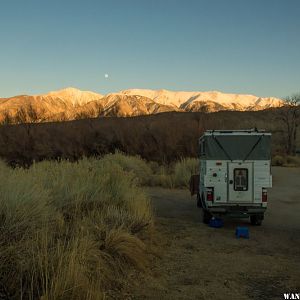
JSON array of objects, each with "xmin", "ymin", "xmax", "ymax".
[
  {"xmin": 0, "ymin": 157, "xmax": 153, "ymax": 299},
  {"xmin": 272, "ymin": 155, "xmax": 285, "ymax": 166},
  {"xmin": 173, "ymin": 158, "xmax": 199, "ymax": 188},
  {"xmin": 284, "ymin": 155, "xmax": 300, "ymax": 167},
  {"xmin": 150, "ymin": 165, "xmax": 175, "ymax": 189},
  {"xmin": 102, "ymin": 152, "xmax": 152, "ymax": 185},
  {"xmin": 148, "ymin": 158, "xmax": 199, "ymax": 189},
  {"xmin": 272, "ymin": 155, "xmax": 300, "ymax": 167},
  {"xmin": 148, "ymin": 161, "xmax": 160, "ymax": 174}
]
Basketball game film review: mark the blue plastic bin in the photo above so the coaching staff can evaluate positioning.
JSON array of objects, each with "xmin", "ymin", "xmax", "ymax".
[
  {"xmin": 236, "ymin": 226, "xmax": 249, "ymax": 238},
  {"xmin": 209, "ymin": 217, "xmax": 224, "ymax": 228}
]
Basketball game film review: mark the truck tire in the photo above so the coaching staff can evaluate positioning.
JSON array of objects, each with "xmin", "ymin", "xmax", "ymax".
[
  {"xmin": 203, "ymin": 209, "xmax": 212, "ymax": 224},
  {"xmin": 197, "ymin": 193, "xmax": 202, "ymax": 208},
  {"xmin": 250, "ymin": 215, "xmax": 263, "ymax": 226}
]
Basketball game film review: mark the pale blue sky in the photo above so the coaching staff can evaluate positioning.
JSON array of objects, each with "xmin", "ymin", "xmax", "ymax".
[{"xmin": 0, "ymin": 0, "xmax": 299, "ymax": 98}]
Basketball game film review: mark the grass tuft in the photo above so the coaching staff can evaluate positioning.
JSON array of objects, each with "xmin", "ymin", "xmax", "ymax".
[
  {"xmin": 149, "ymin": 158, "xmax": 199, "ymax": 188},
  {"xmin": 0, "ymin": 156, "xmax": 153, "ymax": 299},
  {"xmin": 272, "ymin": 155, "xmax": 300, "ymax": 167}
]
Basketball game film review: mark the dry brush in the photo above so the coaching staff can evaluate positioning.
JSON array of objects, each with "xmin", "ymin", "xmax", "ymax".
[{"xmin": 0, "ymin": 156, "xmax": 153, "ymax": 299}]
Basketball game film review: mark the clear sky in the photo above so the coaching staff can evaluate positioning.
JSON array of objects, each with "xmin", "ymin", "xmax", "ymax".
[{"xmin": 0, "ymin": 0, "xmax": 299, "ymax": 98}]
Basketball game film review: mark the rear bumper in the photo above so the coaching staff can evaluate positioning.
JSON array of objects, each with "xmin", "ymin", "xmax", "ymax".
[{"xmin": 208, "ymin": 206, "xmax": 266, "ymax": 216}]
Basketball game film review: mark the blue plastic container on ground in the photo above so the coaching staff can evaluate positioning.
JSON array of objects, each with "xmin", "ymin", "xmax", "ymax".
[
  {"xmin": 236, "ymin": 226, "xmax": 249, "ymax": 238},
  {"xmin": 209, "ymin": 217, "xmax": 224, "ymax": 228}
]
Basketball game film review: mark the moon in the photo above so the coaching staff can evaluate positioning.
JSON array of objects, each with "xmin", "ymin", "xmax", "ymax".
[{"xmin": 104, "ymin": 74, "xmax": 109, "ymax": 78}]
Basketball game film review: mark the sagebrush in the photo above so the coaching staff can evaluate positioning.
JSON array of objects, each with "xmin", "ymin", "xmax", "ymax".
[{"xmin": 0, "ymin": 156, "xmax": 153, "ymax": 299}]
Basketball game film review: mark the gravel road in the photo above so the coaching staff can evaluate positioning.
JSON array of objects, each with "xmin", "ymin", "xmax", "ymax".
[{"xmin": 131, "ymin": 167, "xmax": 300, "ymax": 300}]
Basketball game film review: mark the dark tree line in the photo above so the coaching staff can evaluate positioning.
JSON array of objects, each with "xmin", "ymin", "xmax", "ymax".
[
  {"xmin": 0, "ymin": 108, "xmax": 295, "ymax": 167},
  {"xmin": 277, "ymin": 94, "xmax": 300, "ymax": 155}
]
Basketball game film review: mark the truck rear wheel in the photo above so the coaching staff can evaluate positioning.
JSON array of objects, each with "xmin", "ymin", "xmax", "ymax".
[
  {"xmin": 203, "ymin": 209, "xmax": 212, "ymax": 224},
  {"xmin": 197, "ymin": 193, "xmax": 202, "ymax": 208},
  {"xmin": 250, "ymin": 215, "xmax": 263, "ymax": 226}
]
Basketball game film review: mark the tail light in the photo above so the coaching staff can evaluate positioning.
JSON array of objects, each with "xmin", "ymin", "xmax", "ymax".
[
  {"xmin": 262, "ymin": 188, "xmax": 267, "ymax": 202},
  {"xmin": 207, "ymin": 189, "xmax": 214, "ymax": 201}
]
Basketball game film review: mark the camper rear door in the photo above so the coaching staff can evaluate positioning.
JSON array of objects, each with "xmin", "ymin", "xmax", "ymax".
[{"xmin": 228, "ymin": 162, "xmax": 254, "ymax": 203}]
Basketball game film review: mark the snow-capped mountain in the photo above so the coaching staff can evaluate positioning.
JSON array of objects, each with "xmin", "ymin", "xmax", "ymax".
[
  {"xmin": 121, "ymin": 89, "xmax": 283, "ymax": 111},
  {"xmin": 0, "ymin": 87, "xmax": 283, "ymax": 123}
]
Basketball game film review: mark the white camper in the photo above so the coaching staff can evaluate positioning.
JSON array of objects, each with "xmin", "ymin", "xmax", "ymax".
[{"xmin": 194, "ymin": 129, "xmax": 272, "ymax": 225}]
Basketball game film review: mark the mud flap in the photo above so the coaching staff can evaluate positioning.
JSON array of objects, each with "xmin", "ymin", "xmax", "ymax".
[{"xmin": 189, "ymin": 174, "xmax": 200, "ymax": 196}]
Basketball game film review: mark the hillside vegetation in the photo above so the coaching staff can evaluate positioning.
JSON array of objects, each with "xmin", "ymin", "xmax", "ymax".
[
  {"xmin": 0, "ymin": 156, "xmax": 153, "ymax": 299},
  {"xmin": 1, "ymin": 109, "xmax": 298, "ymax": 167}
]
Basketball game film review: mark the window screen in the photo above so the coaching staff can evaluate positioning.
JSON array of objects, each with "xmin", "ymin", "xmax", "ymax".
[{"xmin": 234, "ymin": 168, "xmax": 248, "ymax": 191}]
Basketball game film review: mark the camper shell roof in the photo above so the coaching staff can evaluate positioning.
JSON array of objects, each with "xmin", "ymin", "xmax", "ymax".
[{"xmin": 199, "ymin": 130, "xmax": 271, "ymax": 160}]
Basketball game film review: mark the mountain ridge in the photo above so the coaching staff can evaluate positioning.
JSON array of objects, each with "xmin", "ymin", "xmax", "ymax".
[{"xmin": 0, "ymin": 87, "xmax": 284, "ymax": 123}]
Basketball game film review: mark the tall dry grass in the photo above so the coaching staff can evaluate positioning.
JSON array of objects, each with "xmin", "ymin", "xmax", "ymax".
[
  {"xmin": 0, "ymin": 156, "xmax": 153, "ymax": 299},
  {"xmin": 149, "ymin": 158, "xmax": 199, "ymax": 188},
  {"xmin": 173, "ymin": 158, "xmax": 199, "ymax": 188},
  {"xmin": 272, "ymin": 155, "xmax": 300, "ymax": 167},
  {"xmin": 101, "ymin": 153, "xmax": 199, "ymax": 189},
  {"xmin": 102, "ymin": 151, "xmax": 152, "ymax": 185}
]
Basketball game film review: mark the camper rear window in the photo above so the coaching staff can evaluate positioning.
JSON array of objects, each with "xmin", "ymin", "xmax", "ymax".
[{"xmin": 234, "ymin": 168, "xmax": 248, "ymax": 191}]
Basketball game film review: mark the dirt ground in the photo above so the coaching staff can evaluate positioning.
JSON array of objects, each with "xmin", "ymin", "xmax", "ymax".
[{"xmin": 130, "ymin": 167, "xmax": 300, "ymax": 300}]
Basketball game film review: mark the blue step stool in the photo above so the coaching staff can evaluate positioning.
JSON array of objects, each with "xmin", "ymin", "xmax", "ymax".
[
  {"xmin": 209, "ymin": 217, "xmax": 224, "ymax": 228},
  {"xmin": 236, "ymin": 226, "xmax": 249, "ymax": 238}
]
